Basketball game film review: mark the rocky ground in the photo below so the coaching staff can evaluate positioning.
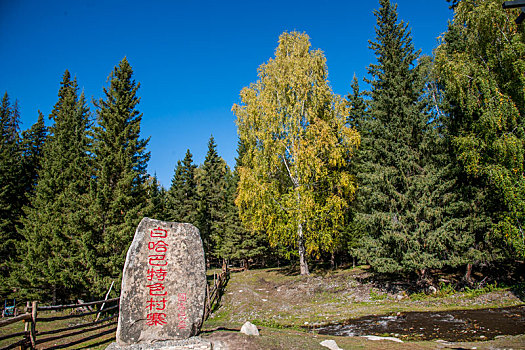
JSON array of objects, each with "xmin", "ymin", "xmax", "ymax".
[{"xmin": 201, "ymin": 266, "xmax": 525, "ymax": 349}]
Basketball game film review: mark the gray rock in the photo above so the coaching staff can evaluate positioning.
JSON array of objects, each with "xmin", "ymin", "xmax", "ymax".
[
  {"xmin": 240, "ymin": 321, "xmax": 259, "ymax": 336},
  {"xmin": 362, "ymin": 335, "xmax": 403, "ymax": 343},
  {"xmin": 428, "ymin": 285, "xmax": 437, "ymax": 294},
  {"xmin": 320, "ymin": 339, "xmax": 342, "ymax": 350},
  {"xmin": 116, "ymin": 218, "xmax": 206, "ymax": 346},
  {"xmin": 106, "ymin": 337, "xmax": 212, "ymax": 349}
]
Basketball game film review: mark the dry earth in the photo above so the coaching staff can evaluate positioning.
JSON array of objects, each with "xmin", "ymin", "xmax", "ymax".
[{"xmin": 201, "ymin": 266, "xmax": 525, "ymax": 349}]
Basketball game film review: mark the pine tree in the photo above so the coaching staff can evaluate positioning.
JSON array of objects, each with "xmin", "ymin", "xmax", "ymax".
[
  {"xmin": 198, "ymin": 136, "xmax": 229, "ymax": 265},
  {"xmin": 346, "ymin": 76, "xmax": 368, "ymax": 131},
  {"xmin": 343, "ymin": 76, "xmax": 368, "ymax": 267},
  {"xmin": 355, "ymin": 0, "xmax": 447, "ymax": 278},
  {"xmin": 145, "ymin": 174, "xmax": 168, "ymax": 221},
  {"xmin": 217, "ymin": 139, "xmax": 268, "ymax": 268},
  {"xmin": 18, "ymin": 72, "xmax": 92, "ymax": 301},
  {"xmin": 0, "ymin": 93, "xmax": 23, "ymax": 282},
  {"xmin": 20, "ymin": 111, "xmax": 47, "ymax": 199},
  {"xmin": 166, "ymin": 149, "xmax": 198, "ymax": 224},
  {"xmin": 92, "ymin": 57, "xmax": 150, "ymax": 292}
]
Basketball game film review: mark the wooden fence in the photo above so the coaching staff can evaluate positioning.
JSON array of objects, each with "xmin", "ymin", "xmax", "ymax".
[
  {"xmin": 1, "ymin": 270, "xmax": 230, "ymax": 349},
  {"xmin": 204, "ymin": 268, "xmax": 230, "ymax": 321},
  {"xmin": 0, "ymin": 298, "xmax": 119, "ymax": 350}
]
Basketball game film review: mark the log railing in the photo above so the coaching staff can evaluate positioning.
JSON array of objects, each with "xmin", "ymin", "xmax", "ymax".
[
  {"xmin": 204, "ymin": 268, "xmax": 230, "ymax": 321},
  {"xmin": 1, "ymin": 269, "xmax": 231, "ymax": 349},
  {"xmin": 0, "ymin": 298, "xmax": 119, "ymax": 350}
]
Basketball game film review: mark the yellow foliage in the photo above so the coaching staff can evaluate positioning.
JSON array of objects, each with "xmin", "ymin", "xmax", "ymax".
[{"xmin": 233, "ymin": 32, "xmax": 360, "ymax": 258}]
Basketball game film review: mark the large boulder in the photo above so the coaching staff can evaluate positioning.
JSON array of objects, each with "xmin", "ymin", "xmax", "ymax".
[{"xmin": 116, "ymin": 218, "xmax": 206, "ymax": 346}]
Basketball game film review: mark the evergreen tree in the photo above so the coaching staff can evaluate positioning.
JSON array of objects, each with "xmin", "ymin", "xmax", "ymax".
[
  {"xmin": 18, "ymin": 72, "xmax": 92, "ymax": 301},
  {"xmin": 198, "ymin": 136, "xmax": 229, "ymax": 265},
  {"xmin": 92, "ymin": 58, "xmax": 150, "ymax": 292},
  {"xmin": 145, "ymin": 174, "xmax": 168, "ymax": 221},
  {"xmin": 20, "ymin": 111, "xmax": 47, "ymax": 199},
  {"xmin": 166, "ymin": 149, "xmax": 198, "ymax": 224},
  {"xmin": 346, "ymin": 76, "xmax": 368, "ymax": 131},
  {"xmin": 343, "ymin": 76, "xmax": 368, "ymax": 266},
  {"xmin": 0, "ymin": 93, "xmax": 22, "ymax": 282},
  {"xmin": 215, "ymin": 139, "xmax": 268, "ymax": 268},
  {"xmin": 355, "ymin": 0, "xmax": 447, "ymax": 278}
]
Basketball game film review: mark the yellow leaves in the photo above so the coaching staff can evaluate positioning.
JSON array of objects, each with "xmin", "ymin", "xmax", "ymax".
[{"xmin": 232, "ymin": 31, "xmax": 361, "ymax": 257}]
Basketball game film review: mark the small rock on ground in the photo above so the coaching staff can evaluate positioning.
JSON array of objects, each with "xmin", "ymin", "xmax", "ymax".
[
  {"xmin": 240, "ymin": 321, "xmax": 260, "ymax": 336},
  {"xmin": 105, "ymin": 337, "xmax": 213, "ymax": 349},
  {"xmin": 362, "ymin": 335, "xmax": 403, "ymax": 343},
  {"xmin": 320, "ymin": 339, "xmax": 342, "ymax": 350}
]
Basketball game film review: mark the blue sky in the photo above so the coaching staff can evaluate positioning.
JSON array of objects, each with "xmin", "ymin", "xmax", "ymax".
[{"xmin": 0, "ymin": 0, "xmax": 453, "ymax": 187}]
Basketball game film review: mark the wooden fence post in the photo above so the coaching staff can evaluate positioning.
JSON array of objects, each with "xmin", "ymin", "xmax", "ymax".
[
  {"xmin": 30, "ymin": 301, "xmax": 37, "ymax": 349},
  {"xmin": 24, "ymin": 302, "xmax": 30, "ymax": 333},
  {"xmin": 96, "ymin": 281, "xmax": 114, "ymax": 322}
]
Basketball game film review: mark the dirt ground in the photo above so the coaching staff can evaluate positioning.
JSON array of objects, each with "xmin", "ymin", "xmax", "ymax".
[
  {"xmin": 202, "ymin": 330, "xmax": 525, "ymax": 350},
  {"xmin": 201, "ymin": 266, "xmax": 525, "ymax": 350}
]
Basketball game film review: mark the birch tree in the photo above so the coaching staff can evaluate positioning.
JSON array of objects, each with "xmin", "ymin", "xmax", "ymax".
[{"xmin": 233, "ymin": 32, "xmax": 360, "ymax": 275}]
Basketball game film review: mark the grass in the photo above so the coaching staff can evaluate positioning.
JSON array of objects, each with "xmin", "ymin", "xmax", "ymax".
[
  {"xmin": 202, "ymin": 266, "xmax": 524, "ymax": 349},
  {"xmin": 0, "ymin": 309, "xmax": 117, "ymax": 350},
  {"xmin": 2, "ymin": 266, "xmax": 523, "ymax": 349}
]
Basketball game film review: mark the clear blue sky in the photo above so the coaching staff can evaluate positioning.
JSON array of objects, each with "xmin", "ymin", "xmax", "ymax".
[{"xmin": 0, "ymin": 0, "xmax": 453, "ymax": 188}]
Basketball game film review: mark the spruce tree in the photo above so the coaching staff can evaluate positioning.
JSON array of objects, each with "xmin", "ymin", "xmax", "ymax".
[
  {"xmin": 0, "ymin": 93, "xmax": 23, "ymax": 283},
  {"xmin": 18, "ymin": 72, "xmax": 92, "ymax": 301},
  {"xmin": 20, "ymin": 111, "xmax": 47, "ymax": 199},
  {"xmin": 198, "ymin": 136, "xmax": 229, "ymax": 265},
  {"xmin": 217, "ymin": 139, "xmax": 268, "ymax": 268},
  {"xmin": 343, "ymin": 76, "xmax": 368, "ymax": 267},
  {"xmin": 92, "ymin": 58, "xmax": 150, "ymax": 291},
  {"xmin": 166, "ymin": 149, "xmax": 198, "ymax": 224},
  {"xmin": 355, "ymin": 0, "xmax": 446, "ymax": 278},
  {"xmin": 145, "ymin": 174, "xmax": 168, "ymax": 221}
]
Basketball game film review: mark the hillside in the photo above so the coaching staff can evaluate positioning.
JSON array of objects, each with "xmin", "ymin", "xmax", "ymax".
[{"xmin": 201, "ymin": 266, "xmax": 525, "ymax": 350}]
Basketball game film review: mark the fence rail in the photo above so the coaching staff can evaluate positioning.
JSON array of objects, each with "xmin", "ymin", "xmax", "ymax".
[
  {"xmin": 34, "ymin": 298, "xmax": 119, "ymax": 312},
  {"xmin": 0, "ymin": 298, "xmax": 119, "ymax": 350},
  {"xmin": 204, "ymin": 268, "xmax": 230, "ymax": 321},
  {"xmin": 1, "ymin": 270, "xmax": 230, "ymax": 349}
]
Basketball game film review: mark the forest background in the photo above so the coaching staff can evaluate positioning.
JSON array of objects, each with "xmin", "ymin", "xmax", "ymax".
[{"xmin": 1, "ymin": 0, "xmax": 524, "ymax": 303}]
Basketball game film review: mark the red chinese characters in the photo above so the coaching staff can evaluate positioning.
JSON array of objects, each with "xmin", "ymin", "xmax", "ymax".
[
  {"xmin": 177, "ymin": 293, "xmax": 187, "ymax": 329},
  {"xmin": 147, "ymin": 267, "xmax": 167, "ymax": 281},
  {"xmin": 146, "ymin": 312, "xmax": 167, "ymax": 326},
  {"xmin": 146, "ymin": 227, "xmax": 169, "ymax": 326}
]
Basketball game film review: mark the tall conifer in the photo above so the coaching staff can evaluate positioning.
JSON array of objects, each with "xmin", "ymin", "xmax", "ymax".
[
  {"xmin": 20, "ymin": 112, "xmax": 47, "ymax": 199},
  {"xmin": 145, "ymin": 174, "xmax": 168, "ymax": 221},
  {"xmin": 355, "ymin": 0, "xmax": 446, "ymax": 278},
  {"xmin": 92, "ymin": 58, "xmax": 150, "ymax": 290},
  {"xmin": 216, "ymin": 139, "xmax": 268, "ymax": 268},
  {"xmin": 198, "ymin": 136, "xmax": 229, "ymax": 264},
  {"xmin": 0, "ymin": 93, "xmax": 23, "ymax": 282},
  {"xmin": 18, "ymin": 72, "xmax": 92, "ymax": 301},
  {"xmin": 166, "ymin": 149, "xmax": 198, "ymax": 224}
]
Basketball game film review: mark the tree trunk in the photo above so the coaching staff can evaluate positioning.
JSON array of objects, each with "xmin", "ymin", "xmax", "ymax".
[
  {"xmin": 330, "ymin": 252, "xmax": 335, "ymax": 270},
  {"xmin": 298, "ymin": 222, "xmax": 309, "ymax": 275},
  {"xmin": 464, "ymin": 263, "xmax": 473, "ymax": 283},
  {"xmin": 52, "ymin": 284, "xmax": 57, "ymax": 306}
]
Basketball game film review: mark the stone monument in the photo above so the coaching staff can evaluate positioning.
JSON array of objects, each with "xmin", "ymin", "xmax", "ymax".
[{"xmin": 108, "ymin": 218, "xmax": 208, "ymax": 349}]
